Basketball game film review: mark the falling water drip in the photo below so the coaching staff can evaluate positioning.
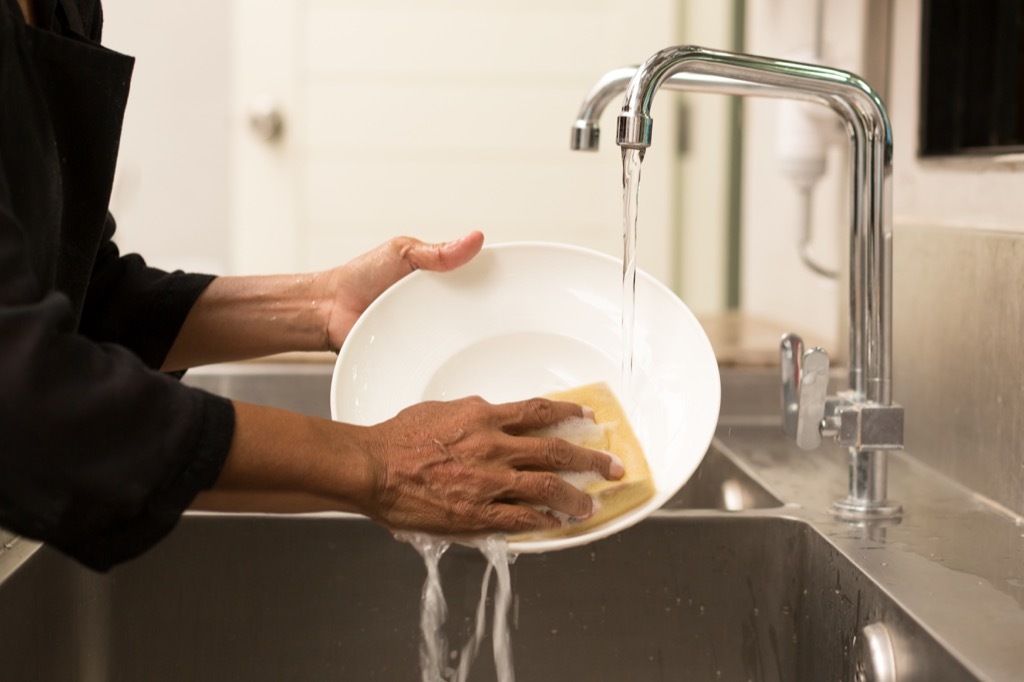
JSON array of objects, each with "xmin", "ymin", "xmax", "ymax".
[
  {"xmin": 399, "ymin": 532, "xmax": 451, "ymax": 682},
  {"xmin": 397, "ymin": 532, "xmax": 515, "ymax": 682}
]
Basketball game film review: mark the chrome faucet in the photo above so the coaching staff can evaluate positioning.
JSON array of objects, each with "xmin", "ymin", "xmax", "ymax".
[{"xmin": 572, "ymin": 45, "xmax": 903, "ymax": 520}]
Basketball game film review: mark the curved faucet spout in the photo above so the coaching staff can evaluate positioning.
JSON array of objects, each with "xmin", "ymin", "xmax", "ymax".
[
  {"xmin": 569, "ymin": 60, "xmax": 868, "ymax": 151},
  {"xmin": 615, "ymin": 45, "xmax": 891, "ymax": 153},
  {"xmin": 580, "ymin": 44, "xmax": 900, "ymax": 519},
  {"xmin": 570, "ymin": 67, "xmax": 763, "ymax": 151}
]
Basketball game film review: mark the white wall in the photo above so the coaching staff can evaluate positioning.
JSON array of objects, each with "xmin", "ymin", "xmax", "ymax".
[
  {"xmin": 674, "ymin": 0, "xmax": 741, "ymax": 314},
  {"xmin": 230, "ymin": 0, "xmax": 684, "ymax": 284},
  {"xmin": 739, "ymin": 0, "xmax": 870, "ymax": 350},
  {"xmin": 102, "ymin": 0, "xmax": 232, "ymax": 275},
  {"xmin": 104, "ymin": 1, "xmax": 688, "ymax": 287}
]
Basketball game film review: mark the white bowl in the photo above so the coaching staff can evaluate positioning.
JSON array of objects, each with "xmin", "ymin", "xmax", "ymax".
[{"xmin": 331, "ymin": 242, "xmax": 720, "ymax": 552}]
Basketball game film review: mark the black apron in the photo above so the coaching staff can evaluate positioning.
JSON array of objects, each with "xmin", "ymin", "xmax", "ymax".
[
  {"xmin": 12, "ymin": 0, "xmax": 133, "ymax": 320},
  {"xmin": 0, "ymin": 0, "xmax": 235, "ymax": 571}
]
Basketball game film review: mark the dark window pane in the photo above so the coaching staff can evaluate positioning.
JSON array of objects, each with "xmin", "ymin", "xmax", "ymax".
[{"xmin": 920, "ymin": 0, "xmax": 1024, "ymax": 156}]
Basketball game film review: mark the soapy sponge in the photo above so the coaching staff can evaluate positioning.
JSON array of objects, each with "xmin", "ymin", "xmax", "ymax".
[{"xmin": 518, "ymin": 382, "xmax": 656, "ymax": 538}]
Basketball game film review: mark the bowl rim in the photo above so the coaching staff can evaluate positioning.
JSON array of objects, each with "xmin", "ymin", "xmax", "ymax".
[{"xmin": 330, "ymin": 240, "xmax": 721, "ymax": 552}]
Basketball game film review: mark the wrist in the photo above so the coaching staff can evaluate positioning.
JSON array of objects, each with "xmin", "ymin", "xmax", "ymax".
[
  {"xmin": 307, "ymin": 417, "xmax": 381, "ymax": 514},
  {"xmin": 165, "ymin": 272, "xmax": 337, "ymax": 369},
  {"xmin": 307, "ymin": 269, "xmax": 336, "ymax": 352},
  {"xmin": 214, "ymin": 402, "xmax": 380, "ymax": 515}
]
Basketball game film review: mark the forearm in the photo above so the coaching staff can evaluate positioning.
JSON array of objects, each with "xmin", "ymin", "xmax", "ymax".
[
  {"xmin": 162, "ymin": 272, "xmax": 331, "ymax": 371},
  {"xmin": 190, "ymin": 396, "xmax": 619, "ymax": 536},
  {"xmin": 191, "ymin": 490, "xmax": 349, "ymax": 514},
  {"xmin": 192, "ymin": 400, "xmax": 376, "ymax": 514},
  {"xmin": 162, "ymin": 232, "xmax": 485, "ymax": 372}
]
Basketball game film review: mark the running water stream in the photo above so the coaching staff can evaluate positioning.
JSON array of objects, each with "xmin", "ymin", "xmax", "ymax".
[
  {"xmin": 398, "ymin": 533, "xmax": 515, "ymax": 682},
  {"xmin": 397, "ymin": 148, "xmax": 647, "ymax": 682},
  {"xmin": 621, "ymin": 148, "xmax": 644, "ymax": 399}
]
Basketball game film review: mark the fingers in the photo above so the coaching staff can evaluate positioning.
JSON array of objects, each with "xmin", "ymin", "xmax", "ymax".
[
  {"xmin": 395, "ymin": 231, "xmax": 484, "ymax": 273},
  {"xmin": 493, "ymin": 397, "xmax": 594, "ymax": 432},
  {"xmin": 395, "ymin": 502, "xmax": 567, "ymax": 536},
  {"xmin": 491, "ymin": 397, "xmax": 621, "ymax": 476},
  {"xmin": 504, "ymin": 470, "xmax": 596, "ymax": 520},
  {"xmin": 481, "ymin": 502, "xmax": 567, "ymax": 534},
  {"xmin": 496, "ymin": 433, "xmax": 623, "ymax": 480},
  {"xmin": 460, "ymin": 396, "xmax": 622, "ymax": 479},
  {"xmin": 367, "ymin": 394, "xmax": 625, "ymax": 538}
]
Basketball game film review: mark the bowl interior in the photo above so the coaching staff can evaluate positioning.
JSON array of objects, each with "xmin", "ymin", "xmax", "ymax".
[{"xmin": 332, "ymin": 242, "xmax": 720, "ymax": 552}]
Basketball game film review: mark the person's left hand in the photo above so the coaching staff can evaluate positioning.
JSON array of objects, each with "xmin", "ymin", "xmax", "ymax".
[{"xmin": 321, "ymin": 231, "xmax": 484, "ymax": 351}]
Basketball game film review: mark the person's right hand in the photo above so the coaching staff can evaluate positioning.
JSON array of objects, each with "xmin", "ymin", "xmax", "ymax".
[{"xmin": 352, "ymin": 396, "xmax": 624, "ymax": 536}]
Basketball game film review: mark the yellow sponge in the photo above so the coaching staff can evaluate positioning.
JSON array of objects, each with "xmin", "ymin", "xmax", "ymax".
[{"xmin": 514, "ymin": 382, "xmax": 656, "ymax": 539}]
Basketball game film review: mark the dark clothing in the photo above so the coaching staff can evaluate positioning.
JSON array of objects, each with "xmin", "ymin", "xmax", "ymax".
[{"xmin": 0, "ymin": 0, "xmax": 235, "ymax": 570}]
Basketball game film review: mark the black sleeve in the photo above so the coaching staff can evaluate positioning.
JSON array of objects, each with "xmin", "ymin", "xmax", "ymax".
[
  {"xmin": 0, "ymin": 197, "xmax": 235, "ymax": 572},
  {"xmin": 79, "ymin": 213, "xmax": 215, "ymax": 370}
]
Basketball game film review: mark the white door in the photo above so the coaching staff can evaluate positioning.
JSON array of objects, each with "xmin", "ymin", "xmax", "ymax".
[{"xmin": 229, "ymin": 0, "xmax": 683, "ymax": 286}]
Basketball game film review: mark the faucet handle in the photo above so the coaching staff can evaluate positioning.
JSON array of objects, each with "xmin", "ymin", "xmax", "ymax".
[
  {"xmin": 780, "ymin": 333, "xmax": 805, "ymax": 439},
  {"xmin": 780, "ymin": 333, "xmax": 831, "ymax": 450}
]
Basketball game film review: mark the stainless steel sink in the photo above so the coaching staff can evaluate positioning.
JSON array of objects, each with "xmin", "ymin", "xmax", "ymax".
[
  {"xmin": 0, "ymin": 514, "xmax": 970, "ymax": 681},
  {"xmin": 664, "ymin": 445, "xmax": 782, "ymax": 511},
  {"xmin": 184, "ymin": 361, "xmax": 336, "ymax": 420},
  {"xmin": 1, "ymin": 363, "xmax": 1022, "ymax": 681}
]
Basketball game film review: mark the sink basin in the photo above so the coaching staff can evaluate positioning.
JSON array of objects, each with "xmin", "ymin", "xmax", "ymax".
[
  {"xmin": 0, "ymin": 514, "xmax": 971, "ymax": 681},
  {"xmin": 663, "ymin": 445, "xmax": 782, "ymax": 511},
  {"xmin": 184, "ymin": 362, "xmax": 335, "ymax": 420},
  {"xmin": 2, "ymin": 363, "xmax": 1019, "ymax": 681}
]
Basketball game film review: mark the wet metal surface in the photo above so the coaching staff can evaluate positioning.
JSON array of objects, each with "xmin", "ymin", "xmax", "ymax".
[
  {"xmin": 0, "ymin": 364, "xmax": 1020, "ymax": 680},
  {"xmin": 0, "ymin": 515, "xmax": 975, "ymax": 681}
]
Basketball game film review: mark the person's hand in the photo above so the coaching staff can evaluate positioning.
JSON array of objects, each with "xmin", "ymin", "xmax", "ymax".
[
  {"xmin": 322, "ymin": 232, "xmax": 484, "ymax": 352},
  {"xmin": 162, "ymin": 231, "xmax": 483, "ymax": 370},
  {"xmin": 353, "ymin": 396, "xmax": 624, "ymax": 535}
]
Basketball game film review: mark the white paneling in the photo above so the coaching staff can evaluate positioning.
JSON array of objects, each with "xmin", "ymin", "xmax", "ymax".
[
  {"xmin": 231, "ymin": 0, "xmax": 682, "ymax": 287},
  {"xmin": 305, "ymin": 221, "xmax": 616, "ymax": 272},
  {"xmin": 675, "ymin": 0, "xmax": 741, "ymax": 314},
  {"xmin": 739, "ymin": 0, "xmax": 868, "ymax": 347},
  {"xmin": 302, "ymin": 154, "xmax": 624, "ymax": 270},
  {"xmin": 304, "ymin": 83, "xmax": 593, "ymax": 155},
  {"xmin": 229, "ymin": 0, "xmax": 301, "ymax": 274},
  {"xmin": 303, "ymin": 7, "xmax": 614, "ymax": 76},
  {"xmin": 103, "ymin": 0, "xmax": 231, "ymax": 274},
  {"xmin": 305, "ymin": 0, "xmax": 605, "ymax": 9},
  {"xmin": 304, "ymin": 158, "xmax": 618, "ymax": 226}
]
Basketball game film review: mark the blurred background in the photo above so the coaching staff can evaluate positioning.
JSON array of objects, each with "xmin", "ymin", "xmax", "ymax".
[{"xmin": 99, "ymin": 0, "xmax": 1023, "ymax": 361}]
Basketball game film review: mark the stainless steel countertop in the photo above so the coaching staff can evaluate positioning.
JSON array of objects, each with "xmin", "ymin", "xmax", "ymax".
[{"xmin": 706, "ymin": 368, "xmax": 1024, "ymax": 681}]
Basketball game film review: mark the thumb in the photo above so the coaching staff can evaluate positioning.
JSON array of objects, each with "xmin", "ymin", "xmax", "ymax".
[{"xmin": 404, "ymin": 231, "xmax": 484, "ymax": 273}]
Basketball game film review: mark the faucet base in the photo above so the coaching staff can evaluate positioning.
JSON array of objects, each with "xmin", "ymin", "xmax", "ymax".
[{"xmin": 830, "ymin": 497, "xmax": 903, "ymax": 522}]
